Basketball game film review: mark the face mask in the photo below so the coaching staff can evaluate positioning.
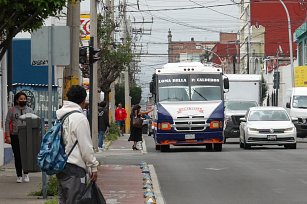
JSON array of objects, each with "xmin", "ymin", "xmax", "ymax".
[{"xmin": 19, "ymin": 101, "xmax": 27, "ymax": 107}]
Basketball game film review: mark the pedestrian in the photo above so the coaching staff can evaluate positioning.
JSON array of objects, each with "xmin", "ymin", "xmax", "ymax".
[
  {"xmin": 98, "ymin": 101, "xmax": 110, "ymax": 151},
  {"xmin": 128, "ymin": 104, "xmax": 153, "ymax": 150},
  {"xmin": 5, "ymin": 91, "xmax": 34, "ymax": 183},
  {"xmin": 56, "ymin": 85, "xmax": 99, "ymax": 204},
  {"xmin": 115, "ymin": 102, "xmax": 127, "ymax": 136}
]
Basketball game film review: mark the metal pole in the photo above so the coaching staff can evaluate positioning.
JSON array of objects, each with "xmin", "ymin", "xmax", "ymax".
[
  {"xmin": 48, "ymin": 26, "xmax": 53, "ymax": 130},
  {"xmin": 63, "ymin": 0, "xmax": 80, "ymax": 100},
  {"xmin": 90, "ymin": 0, "xmax": 98, "ymax": 150},
  {"xmin": 89, "ymin": 37, "xmax": 93, "ymax": 134},
  {"xmin": 123, "ymin": 0, "xmax": 131, "ymax": 134},
  {"xmin": 279, "ymin": 0, "xmax": 294, "ymax": 87}
]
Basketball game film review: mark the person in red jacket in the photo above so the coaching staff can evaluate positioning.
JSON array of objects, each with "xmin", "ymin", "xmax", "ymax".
[{"xmin": 115, "ymin": 103, "xmax": 127, "ymax": 136}]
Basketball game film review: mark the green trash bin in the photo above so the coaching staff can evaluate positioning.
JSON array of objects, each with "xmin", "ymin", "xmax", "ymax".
[{"xmin": 18, "ymin": 113, "xmax": 42, "ymax": 172}]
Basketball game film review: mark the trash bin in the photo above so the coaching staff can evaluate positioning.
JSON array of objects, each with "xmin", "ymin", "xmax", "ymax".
[{"xmin": 18, "ymin": 113, "xmax": 42, "ymax": 172}]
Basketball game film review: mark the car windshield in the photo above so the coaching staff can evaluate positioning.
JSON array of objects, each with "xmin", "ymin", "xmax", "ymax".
[
  {"xmin": 248, "ymin": 110, "xmax": 290, "ymax": 121},
  {"xmin": 292, "ymin": 95, "xmax": 307, "ymax": 109},
  {"xmin": 225, "ymin": 101, "xmax": 258, "ymax": 111}
]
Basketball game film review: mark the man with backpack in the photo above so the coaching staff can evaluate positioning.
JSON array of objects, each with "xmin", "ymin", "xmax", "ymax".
[{"xmin": 56, "ymin": 85, "xmax": 99, "ymax": 204}]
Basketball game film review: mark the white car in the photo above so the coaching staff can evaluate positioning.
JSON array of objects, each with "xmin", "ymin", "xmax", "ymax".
[{"xmin": 239, "ymin": 107, "xmax": 297, "ymax": 149}]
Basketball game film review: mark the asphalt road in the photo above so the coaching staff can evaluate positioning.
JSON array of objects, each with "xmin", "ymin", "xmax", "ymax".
[{"xmin": 100, "ymin": 136, "xmax": 307, "ymax": 204}]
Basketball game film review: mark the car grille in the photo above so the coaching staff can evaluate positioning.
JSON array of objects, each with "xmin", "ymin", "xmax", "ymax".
[
  {"xmin": 231, "ymin": 115, "xmax": 244, "ymax": 126},
  {"xmin": 258, "ymin": 129, "xmax": 285, "ymax": 134},
  {"xmin": 174, "ymin": 116, "xmax": 206, "ymax": 132},
  {"xmin": 248, "ymin": 137, "xmax": 295, "ymax": 142}
]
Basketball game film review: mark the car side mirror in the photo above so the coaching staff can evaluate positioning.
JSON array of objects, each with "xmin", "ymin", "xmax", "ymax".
[
  {"xmin": 286, "ymin": 102, "xmax": 290, "ymax": 109},
  {"xmin": 292, "ymin": 117, "xmax": 298, "ymax": 122},
  {"xmin": 224, "ymin": 78, "xmax": 229, "ymax": 90},
  {"xmin": 240, "ymin": 117, "xmax": 246, "ymax": 122}
]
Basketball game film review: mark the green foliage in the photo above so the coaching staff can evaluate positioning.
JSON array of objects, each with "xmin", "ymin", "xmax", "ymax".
[
  {"xmin": 261, "ymin": 75, "xmax": 268, "ymax": 105},
  {"xmin": 30, "ymin": 176, "xmax": 58, "ymax": 196},
  {"xmin": 0, "ymin": 0, "xmax": 66, "ymax": 60},
  {"xmin": 44, "ymin": 197, "xmax": 58, "ymax": 204},
  {"xmin": 130, "ymin": 85, "xmax": 142, "ymax": 105},
  {"xmin": 105, "ymin": 122, "xmax": 120, "ymax": 141},
  {"xmin": 97, "ymin": 12, "xmax": 133, "ymax": 95},
  {"xmin": 115, "ymin": 84, "xmax": 142, "ymax": 107}
]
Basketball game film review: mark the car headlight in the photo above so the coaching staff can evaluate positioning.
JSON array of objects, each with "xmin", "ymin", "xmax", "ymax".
[
  {"xmin": 284, "ymin": 127, "xmax": 295, "ymax": 132},
  {"xmin": 248, "ymin": 128, "xmax": 258, "ymax": 133}
]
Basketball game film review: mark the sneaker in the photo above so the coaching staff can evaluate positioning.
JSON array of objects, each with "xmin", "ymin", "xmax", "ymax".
[
  {"xmin": 16, "ymin": 177, "xmax": 23, "ymax": 183},
  {"xmin": 23, "ymin": 174, "xmax": 29, "ymax": 182}
]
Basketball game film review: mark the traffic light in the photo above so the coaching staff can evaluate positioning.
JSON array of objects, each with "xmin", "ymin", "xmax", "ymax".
[
  {"xmin": 79, "ymin": 46, "xmax": 88, "ymax": 64},
  {"xmin": 89, "ymin": 46, "xmax": 101, "ymax": 64},
  {"xmin": 273, "ymin": 71, "xmax": 280, "ymax": 89}
]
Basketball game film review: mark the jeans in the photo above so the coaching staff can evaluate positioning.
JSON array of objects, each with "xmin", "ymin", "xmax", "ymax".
[{"xmin": 98, "ymin": 130, "xmax": 105, "ymax": 148}]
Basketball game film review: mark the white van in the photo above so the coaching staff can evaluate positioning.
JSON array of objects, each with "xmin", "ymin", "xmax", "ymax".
[{"xmin": 286, "ymin": 87, "xmax": 307, "ymax": 138}]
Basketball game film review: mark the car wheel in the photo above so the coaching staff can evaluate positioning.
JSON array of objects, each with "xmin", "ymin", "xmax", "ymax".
[
  {"xmin": 239, "ymin": 139, "xmax": 244, "ymax": 148},
  {"xmin": 244, "ymin": 137, "xmax": 251, "ymax": 149},
  {"xmin": 160, "ymin": 145, "xmax": 170, "ymax": 152},
  {"xmin": 155, "ymin": 144, "xmax": 161, "ymax": 150},
  {"xmin": 213, "ymin": 143, "xmax": 222, "ymax": 152},
  {"xmin": 206, "ymin": 143, "xmax": 213, "ymax": 151},
  {"xmin": 285, "ymin": 143, "xmax": 296, "ymax": 149}
]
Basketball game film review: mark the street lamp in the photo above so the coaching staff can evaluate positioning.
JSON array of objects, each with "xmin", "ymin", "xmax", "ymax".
[
  {"xmin": 279, "ymin": 0, "xmax": 294, "ymax": 87},
  {"xmin": 196, "ymin": 45, "xmax": 224, "ymax": 71}
]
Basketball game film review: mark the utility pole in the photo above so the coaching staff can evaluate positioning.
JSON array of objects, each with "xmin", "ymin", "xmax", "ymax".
[
  {"xmin": 107, "ymin": 0, "xmax": 116, "ymax": 123},
  {"xmin": 90, "ymin": 0, "xmax": 98, "ymax": 150},
  {"xmin": 123, "ymin": 0, "xmax": 131, "ymax": 134},
  {"xmin": 63, "ymin": 0, "xmax": 80, "ymax": 99}
]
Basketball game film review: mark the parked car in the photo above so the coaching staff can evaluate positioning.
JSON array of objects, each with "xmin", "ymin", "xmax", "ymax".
[{"xmin": 239, "ymin": 107, "xmax": 297, "ymax": 149}]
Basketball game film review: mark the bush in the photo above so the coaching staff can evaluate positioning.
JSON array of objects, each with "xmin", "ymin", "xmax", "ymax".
[
  {"xmin": 30, "ymin": 176, "xmax": 58, "ymax": 196},
  {"xmin": 105, "ymin": 122, "xmax": 120, "ymax": 141},
  {"xmin": 44, "ymin": 197, "xmax": 58, "ymax": 204}
]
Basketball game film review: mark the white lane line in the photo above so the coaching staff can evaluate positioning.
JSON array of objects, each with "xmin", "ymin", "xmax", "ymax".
[{"xmin": 149, "ymin": 164, "xmax": 166, "ymax": 204}]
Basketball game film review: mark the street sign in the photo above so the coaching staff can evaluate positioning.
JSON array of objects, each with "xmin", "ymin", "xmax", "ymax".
[
  {"xmin": 294, "ymin": 66, "xmax": 307, "ymax": 87},
  {"xmin": 31, "ymin": 26, "xmax": 70, "ymax": 66}
]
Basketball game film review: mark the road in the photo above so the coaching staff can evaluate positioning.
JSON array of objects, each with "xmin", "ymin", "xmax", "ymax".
[{"xmin": 98, "ymin": 136, "xmax": 307, "ymax": 204}]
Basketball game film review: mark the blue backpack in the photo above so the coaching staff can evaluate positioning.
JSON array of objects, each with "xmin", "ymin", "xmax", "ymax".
[{"xmin": 37, "ymin": 110, "xmax": 80, "ymax": 175}]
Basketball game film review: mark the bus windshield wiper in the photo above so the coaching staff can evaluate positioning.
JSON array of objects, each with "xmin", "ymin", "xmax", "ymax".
[{"xmin": 192, "ymin": 89, "xmax": 207, "ymax": 101}]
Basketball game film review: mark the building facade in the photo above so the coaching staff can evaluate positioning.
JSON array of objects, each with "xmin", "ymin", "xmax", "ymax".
[{"xmin": 239, "ymin": 0, "xmax": 306, "ymax": 74}]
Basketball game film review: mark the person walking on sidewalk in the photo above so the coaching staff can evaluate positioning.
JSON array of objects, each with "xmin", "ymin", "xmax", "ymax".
[
  {"xmin": 115, "ymin": 102, "xmax": 127, "ymax": 136},
  {"xmin": 98, "ymin": 101, "xmax": 110, "ymax": 151},
  {"xmin": 56, "ymin": 85, "xmax": 99, "ymax": 204},
  {"xmin": 129, "ymin": 104, "xmax": 153, "ymax": 150},
  {"xmin": 5, "ymin": 91, "xmax": 34, "ymax": 183}
]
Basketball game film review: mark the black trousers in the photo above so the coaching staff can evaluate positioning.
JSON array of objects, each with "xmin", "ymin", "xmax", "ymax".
[{"xmin": 11, "ymin": 134, "xmax": 28, "ymax": 177}]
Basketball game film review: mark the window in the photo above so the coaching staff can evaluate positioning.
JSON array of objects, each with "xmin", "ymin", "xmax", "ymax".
[
  {"xmin": 298, "ymin": 42, "xmax": 303, "ymax": 66},
  {"xmin": 304, "ymin": 38, "xmax": 307, "ymax": 65}
]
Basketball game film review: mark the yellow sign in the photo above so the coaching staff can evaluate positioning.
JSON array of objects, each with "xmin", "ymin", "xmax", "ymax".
[
  {"xmin": 80, "ymin": 14, "xmax": 90, "ymax": 41},
  {"xmin": 295, "ymin": 66, "xmax": 307, "ymax": 87}
]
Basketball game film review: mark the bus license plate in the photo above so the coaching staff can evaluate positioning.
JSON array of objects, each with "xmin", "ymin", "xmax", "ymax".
[
  {"xmin": 267, "ymin": 135, "xmax": 277, "ymax": 140},
  {"xmin": 185, "ymin": 134, "xmax": 195, "ymax": 140}
]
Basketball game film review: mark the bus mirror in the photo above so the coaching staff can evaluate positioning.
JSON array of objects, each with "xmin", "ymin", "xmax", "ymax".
[
  {"xmin": 150, "ymin": 82, "xmax": 155, "ymax": 94},
  {"xmin": 286, "ymin": 102, "xmax": 290, "ymax": 109},
  {"xmin": 224, "ymin": 78, "xmax": 229, "ymax": 90}
]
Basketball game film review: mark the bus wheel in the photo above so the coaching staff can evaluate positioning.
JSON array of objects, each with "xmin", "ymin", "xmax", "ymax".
[
  {"xmin": 160, "ymin": 145, "xmax": 170, "ymax": 152},
  {"xmin": 214, "ymin": 143, "xmax": 222, "ymax": 152},
  {"xmin": 155, "ymin": 144, "xmax": 161, "ymax": 150},
  {"xmin": 206, "ymin": 144, "xmax": 213, "ymax": 151}
]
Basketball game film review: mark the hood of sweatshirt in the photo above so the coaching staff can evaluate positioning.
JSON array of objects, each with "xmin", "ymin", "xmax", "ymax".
[{"xmin": 56, "ymin": 100, "xmax": 83, "ymax": 119}]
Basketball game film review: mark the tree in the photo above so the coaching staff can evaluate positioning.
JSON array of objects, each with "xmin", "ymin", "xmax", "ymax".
[
  {"xmin": 97, "ymin": 13, "xmax": 133, "ymax": 99},
  {"xmin": 115, "ymin": 83, "xmax": 142, "ymax": 107},
  {"xmin": 0, "ymin": 0, "xmax": 66, "ymax": 60}
]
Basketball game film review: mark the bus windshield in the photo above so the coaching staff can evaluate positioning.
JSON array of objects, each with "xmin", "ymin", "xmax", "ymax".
[{"xmin": 158, "ymin": 74, "xmax": 222, "ymax": 102}]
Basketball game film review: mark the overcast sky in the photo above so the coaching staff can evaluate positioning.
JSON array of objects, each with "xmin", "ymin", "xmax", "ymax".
[{"xmin": 82, "ymin": 0, "xmax": 240, "ymax": 102}]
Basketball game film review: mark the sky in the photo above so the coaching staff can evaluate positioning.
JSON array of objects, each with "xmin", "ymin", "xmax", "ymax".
[{"xmin": 81, "ymin": 0, "xmax": 240, "ymax": 103}]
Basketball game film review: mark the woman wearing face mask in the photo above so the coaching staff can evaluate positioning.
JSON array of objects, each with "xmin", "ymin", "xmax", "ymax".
[{"xmin": 5, "ymin": 91, "xmax": 34, "ymax": 183}]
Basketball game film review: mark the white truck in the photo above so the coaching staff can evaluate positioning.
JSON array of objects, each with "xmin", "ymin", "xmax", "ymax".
[
  {"xmin": 286, "ymin": 87, "xmax": 307, "ymax": 138},
  {"xmin": 223, "ymin": 74, "xmax": 261, "ymax": 142}
]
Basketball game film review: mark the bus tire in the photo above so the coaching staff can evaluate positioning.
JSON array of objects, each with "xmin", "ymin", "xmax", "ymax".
[
  {"xmin": 160, "ymin": 145, "xmax": 170, "ymax": 152},
  {"xmin": 155, "ymin": 144, "xmax": 161, "ymax": 150},
  {"xmin": 214, "ymin": 143, "xmax": 222, "ymax": 152}
]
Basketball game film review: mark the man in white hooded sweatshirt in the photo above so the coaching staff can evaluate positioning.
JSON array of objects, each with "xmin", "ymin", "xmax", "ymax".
[{"xmin": 56, "ymin": 85, "xmax": 99, "ymax": 204}]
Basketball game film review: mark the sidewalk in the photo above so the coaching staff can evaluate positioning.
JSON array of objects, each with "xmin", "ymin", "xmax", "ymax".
[{"xmin": 0, "ymin": 134, "xmax": 146, "ymax": 204}]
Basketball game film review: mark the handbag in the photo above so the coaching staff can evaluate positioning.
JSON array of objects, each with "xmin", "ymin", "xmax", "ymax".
[
  {"xmin": 133, "ymin": 117, "xmax": 143, "ymax": 129},
  {"xmin": 4, "ymin": 107, "xmax": 14, "ymax": 144},
  {"xmin": 77, "ymin": 181, "xmax": 106, "ymax": 204}
]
